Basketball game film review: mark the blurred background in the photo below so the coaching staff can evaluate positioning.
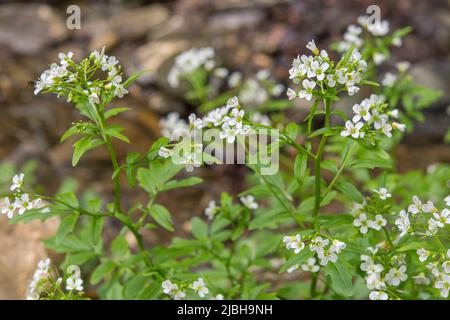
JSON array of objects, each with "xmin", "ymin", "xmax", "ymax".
[{"xmin": 0, "ymin": 0, "xmax": 449, "ymax": 299}]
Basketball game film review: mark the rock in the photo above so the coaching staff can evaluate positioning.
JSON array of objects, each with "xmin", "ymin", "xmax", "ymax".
[
  {"xmin": 208, "ymin": 9, "xmax": 265, "ymax": 34},
  {"xmin": 0, "ymin": 4, "xmax": 67, "ymax": 55},
  {"xmin": 0, "ymin": 213, "xmax": 59, "ymax": 299},
  {"xmin": 110, "ymin": 4, "xmax": 170, "ymax": 40}
]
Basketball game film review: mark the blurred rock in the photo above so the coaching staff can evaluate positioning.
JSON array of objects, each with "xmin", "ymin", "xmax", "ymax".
[
  {"xmin": 0, "ymin": 214, "xmax": 59, "ymax": 299},
  {"xmin": 0, "ymin": 4, "xmax": 67, "ymax": 55}
]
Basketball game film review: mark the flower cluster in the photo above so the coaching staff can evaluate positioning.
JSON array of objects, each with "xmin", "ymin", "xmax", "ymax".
[
  {"xmin": 162, "ymin": 278, "xmax": 222, "ymax": 300},
  {"xmin": 27, "ymin": 259, "xmax": 84, "ymax": 300},
  {"xmin": 360, "ymin": 246, "xmax": 408, "ymax": 300},
  {"xmin": 1, "ymin": 173, "xmax": 46, "ymax": 220},
  {"xmin": 395, "ymin": 195, "xmax": 450, "ymax": 238},
  {"xmin": 341, "ymin": 94, "xmax": 405, "ymax": 140},
  {"xmin": 421, "ymin": 249, "xmax": 450, "ymax": 298},
  {"xmin": 158, "ymin": 97, "xmax": 254, "ymax": 172},
  {"xmin": 283, "ymin": 234, "xmax": 346, "ymax": 271},
  {"xmin": 351, "ymin": 191, "xmax": 390, "ymax": 235},
  {"xmin": 27, "ymin": 258, "xmax": 52, "ymax": 300},
  {"xmin": 287, "ymin": 40, "xmax": 367, "ymax": 100},
  {"xmin": 232, "ymin": 69, "xmax": 284, "ymax": 108},
  {"xmin": 168, "ymin": 47, "xmax": 215, "ymax": 88},
  {"xmin": 34, "ymin": 48, "xmax": 128, "ymax": 104}
]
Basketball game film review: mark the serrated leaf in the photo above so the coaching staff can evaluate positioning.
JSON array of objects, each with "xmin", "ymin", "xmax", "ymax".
[{"xmin": 72, "ymin": 136, "xmax": 104, "ymax": 166}]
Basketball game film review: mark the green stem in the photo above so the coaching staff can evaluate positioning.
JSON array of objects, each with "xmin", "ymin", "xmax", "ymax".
[
  {"xmin": 310, "ymin": 273, "xmax": 318, "ymax": 298},
  {"xmin": 312, "ymin": 98, "xmax": 331, "ymax": 217},
  {"xmin": 321, "ymin": 140, "xmax": 357, "ymax": 197}
]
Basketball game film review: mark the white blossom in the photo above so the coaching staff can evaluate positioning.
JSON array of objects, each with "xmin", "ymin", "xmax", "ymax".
[
  {"xmin": 192, "ymin": 277, "xmax": 209, "ymax": 298},
  {"xmin": 301, "ymin": 258, "xmax": 320, "ymax": 273},
  {"xmin": 368, "ymin": 214, "xmax": 387, "ymax": 231},
  {"xmin": 283, "ymin": 234, "xmax": 305, "ymax": 254},
  {"xmin": 416, "ymin": 248, "xmax": 429, "ymax": 262},
  {"xmin": 204, "ymin": 200, "xmax": 219, "ymax": 220},
  {"xmin": 373, "ymin": 188, "xmax": 391, "ymax": 200},
  {"xmin": 369, "ymin": 291, "xmax": 388, "ymax": 300},
  {"xmin": 385, "ymin": 265, "xmax": 408, "ymax": 286},
  {"xmin": 10, "ymin": 173, "xmax": 24, "ymax": 191},
  {"xmin": 341, "ymin": 121, "xmax": 364, "ymax": 139},
  {"xmin": 240, "ymin": 195, "xmax": 258, "ymax": 210},
  {"xmin": 395, "ymin": 210, "xmax": 410, "ymax": 237}
]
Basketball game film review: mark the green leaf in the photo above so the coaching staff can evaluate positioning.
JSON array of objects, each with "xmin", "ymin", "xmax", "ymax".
[
  {"xmin": 123, "ymin": 70, "xmax": 147, "ymax": 88},
  {"xmin": 56, "ymin": 212, "xmax": 80, "ymax": 243},
  {"xmin": 294, "ymin": 153, "xmax": 307, "ymax": 185},
  {"xmin": 324, "ymin": 260, "xmax": 354, "ymax": 297},
  {"xmin": 103, "ymin": 126, "xmax": 130, "ymax": 143},
  {"xmin": 279, "ymin": 249, "xmax": 314, "ymax": 273},
  {"xmin": 162, "ymin": 177, "xmax": 203, "ymax": 191},
  {"xmin": 284, "ymin": 123, "xmax": 299, "ymax": 141},
  {"xmin": 149, "ymin": 204, "xmax": 174, "ymax": 231},
  {"xmin": 308, "ymin": 127, "xmax": 338, "ymax": 138},
  {"xmin": 398, "ymin": 241, "xmax": 433, "ymax": 252},
  {"xmin": 337, "ymin": 181, "xmax": 363, "ymax": 203},
  {"xmin": 111, "ymin": 235, "xmax": 129, "ymax": 257},
  {"xmin": 360, "ymin": 80, "xmax": 379, "ymax": 87},
  {"xmin": 104, "ymin": 107, "xmax": 130, "ymax": 119},
  {"xmin": 191, "ymin": 217, "xmax": 208, "ymax": 239},
  {"xmin": 60, "ymin": 125, "xmax": 80, "ymax": 143},
  {"xmin": 91, "ymin": 260, "xmax": 116, "ymax": 285},
  {"xmin": 349, "ymin": 158, "xmax": 392, "ymax": 169},
  {"xmin": 72, "ymin": 136, "xmax": 104, "ymax": 166},
  {"xmin": 90, "ymin": 217, "xmax": 104, "ymax": 246}
]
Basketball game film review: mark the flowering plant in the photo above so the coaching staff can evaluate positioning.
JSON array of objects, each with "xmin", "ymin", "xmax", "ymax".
[{"xmin": 2, "ymin": 14, "xmax": 448, "ymax": 300}]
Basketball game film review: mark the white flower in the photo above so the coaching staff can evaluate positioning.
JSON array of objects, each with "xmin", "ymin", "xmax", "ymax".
[
  {"xmin": 426, "ymin": 262, "xmax": 440, "ymax": 277},
  {"xmin": 214, "ymin": 68, "xmax": 228, "ymax": 78},
  {"xmin": 427, "ymin": 218, "xmax": 439, "ymax": 236},
  {"xmin": 368, "ymin": 214, "xmax": 387, "ymax": 231},
  {"xmin": 373, "ymin": 52, "xmax": 386, "ymax": 65},
  {"xmin": 1, "ymin": 197, "xmax": 16, "ymax": 219},
  {"xmin": 373, "ymin": 188, "xmax": 391, "ymax": 200},
  {"xmin": 301, "ymin": 258, "xmax": 320, "ymax": 273},
  {"xmin": 10, "ymin": 173, "xmax": 24, "ymax": 191},
  {"xmin": 423, "ymin": 201, "xmax": 438, "ymax": 214},
  {"xmin": 396, "ymin": 61, "xmax": 410, "ymax": 73},
  {"xmin": 385, "ymin": 265, "xmax": 408, "ymax": 286},
  {"xmin": 311, "ymin": 61, "xmax": 329, "ymax": 81},
  {"xmin": 395, "ymin": 210, "xmax": 410, "ymax": 237},
  {"xmin": 408, "ymin": 196, "xmax": 423, "ymax": 214},
  {"xmin": 317, "ymin": 248, "xmax": 338, "ymax": 266},
  {"xmin": 298, "ymin": 79, "xmax": 316, "ymax": 101},
  {"xmin": 192, "ymin": 277, "xmax": 209, "ymax": 298},
  {"xmin": 382, "ymin": 72, "xmax": 397, "ymax": 87},
  {"xmin": 214, "ymin": 294, "xmax": 224, "ymax": 300},
  {"xmin": 392, "ymin": 37, "xmax": 402, "ymax": 47},
  {"xmin": 367, "ymin": 20, "xmax": 389, "ymax": 36},
  {"xmin": 352, "ymin": 103, "xmax": 371, "ymax": 122},
  {"xmin": 347, "ymin": 85, "xmax": 360, "ymax": 96},
  {"xmin": 287, "ymin": 264, "xmax": 299, "ymax": 274},
  {"xmin": 172, "ymin": 289, "xmax": 186, "ymax": 300},
  {"xmin": 433, "ymin": 208, "xmax": 450, "ymax": 227},
  {"xmin": 444, "ymin": 195, "xmax": 450, "ymax": 207},
  {"xmin": 283, "ymin": 234, "xmax": 305, "ymax": 254},
  {"xmin": 309, "ymin": 237, "xmax": 329, "ymax": 253},
  {"xmin": 240, "ymin": 195, "xmax": 258, "ymax": 210},
  {"xmin": 435, "ymin": 274, "xmax": 450, "ymax": 298},
  {"xmin": 58, "ymin": 51, "xmax": 73, "ymax": 65},
  {"xmin": 341, "ymin": 121, "xmax": 364, "ymax": 139},
  {"xmin": 306, "ymin": 40, "xmax": 319, "ymax": 54},
  {"xmin": 159, "ymin": 112, "xmax": 188, "ymax": 140},
  {"xmin": 204, "ymin": 200, "xmax": 219, "ymax": 220},
  {"xmin": 188, "ymin": 113, "xmax": 203, "ymax": 130},
  {"xmin": 416, "ymin": 248, "xmax": 429, "ymax": 262},
  {"xmin": 66, "ymin": 276, "xmax": 83, "ymax": 291},
  {"xmin": 379, "ymin": 118, "xmax": 392, "ymax": 137},
  {"xmin": 162, "ymin": 280, "xmax": 177, "ymax": 295},
  {"xmin": 369, "ymin": 291, "xmax": 388, "ymax": 300},
  {"xmin": 158, "ymin": 147, "xmax": 172, "ymax": 159},
  {"xmin": 15, "ymin": 194, "xmax": 34, "ymax": 215},
  {"xmin": 330, "ymin": 240, "xmax": 346, "ymax": 254},
  {"xmin": 286, "ymin": 88, "xmax": 297, "ymax": 100},
  {"xmin": 353, "ymin": 213, "xmax": 370, "ymax": 234},
  {"xmin": 442, "ymin": 261, "xmax": 450, "ymax": 274},
  {"xmin": 392, "ymin": 122, "xmax": 406, "ymax": 132},
  {"xmin": 413, "ymin": 273, "xmax": 431, "ymax": 285},
  {"xmin": 228, "ymin": 72, "xmax": 242, "ymax": 87}
]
